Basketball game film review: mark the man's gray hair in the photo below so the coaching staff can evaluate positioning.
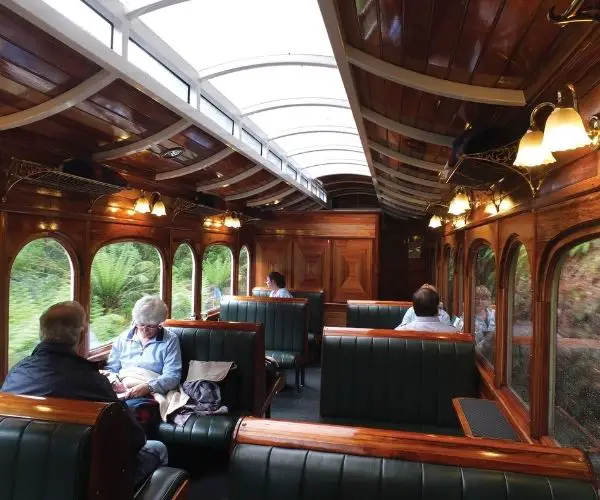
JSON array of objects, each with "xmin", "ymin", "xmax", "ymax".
[
  {"xmin": 39, "ymin": 301, "xmax": 86, "ymax": 347},
  {"xmin": 132, "ymin": 295, "xmax": 168, "ymax": 325}
]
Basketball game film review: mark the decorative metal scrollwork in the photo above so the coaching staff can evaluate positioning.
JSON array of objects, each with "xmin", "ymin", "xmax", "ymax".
[{"xmin": 548, "ymin": 0, "xmax": 600, "ymax": 25}]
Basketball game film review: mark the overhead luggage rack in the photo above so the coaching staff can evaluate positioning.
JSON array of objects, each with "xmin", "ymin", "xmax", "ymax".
[{"xmin": 2, "ymin": 157, "xmax": 126, "ymax": 209}]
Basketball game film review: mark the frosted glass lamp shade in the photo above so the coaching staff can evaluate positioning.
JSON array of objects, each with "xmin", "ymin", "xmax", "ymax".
[
  {"xmin": 542, "ymin": 107, "xmax": 592, "ymax": 152},
  {"xmin": 513, "ymin": 129, "xmax": 555, "ymax": 167}
]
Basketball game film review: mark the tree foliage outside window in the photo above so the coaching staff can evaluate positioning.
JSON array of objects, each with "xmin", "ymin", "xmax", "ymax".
[
  {"xmin": 553, "ymin": 238, "xmax": 600, "ymax": 476},
  {"xmin": 473, "ymin": 245, "xmax": 497, "ymax": 365},
  {"xmin": 238, "ymin": 246, "xmax": 250, "ymax": 295},
  {"xmin": 9, "ymin": 239, "xmax": 73, "ymax": 367},
  {"xmin": 201, "ymin": 244, "xmax": 232, "ymax": 312},
  {"xmin": 171, "ymin": 244, "xmax": 194, "ymax": 320},
  {"xmin": 90, "ymin": 242, "xmax": 161, "ymax": 348},
  {"xmin": 508, "ymin": 244, "xmax": 532, "ymax": 405}
]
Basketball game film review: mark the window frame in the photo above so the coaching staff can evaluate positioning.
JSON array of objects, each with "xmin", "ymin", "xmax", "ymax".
[{"xmin": 200, "ymin": 243, "xmax": 234, "ymax": 313}]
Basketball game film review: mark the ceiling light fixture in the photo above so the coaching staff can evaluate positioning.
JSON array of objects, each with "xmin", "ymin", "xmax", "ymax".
[
  {"xmin": 448, "ymin": 190, "xmax": 470, "ymax": 216},
  {"xmin": 428, "ymin": 215, "xmax": 442, "ymax": 228},
  {"xmin": 161, "ymin": 147, "xmax": 185, "ymax": 159},
  {"xmin": 548, "ymin": 0, "xmax": 600, "ymax": 25},
  {"xmin": 513, "ymin": 102, "xmax": 556, "ymax": 168},
  {"xmin": 134, "ymin": 190, "xmax": 167, "ymax": 216}
]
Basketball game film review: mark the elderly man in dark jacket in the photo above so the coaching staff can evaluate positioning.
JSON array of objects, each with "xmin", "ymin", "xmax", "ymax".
[{"xmin": 1, "ymin": 301, "xmax": 167, "ymax": 488}]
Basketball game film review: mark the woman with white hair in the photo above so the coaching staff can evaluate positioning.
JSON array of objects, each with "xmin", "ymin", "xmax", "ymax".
[{"xmin": 105, "ymin": 295, "xmax": 182, "ymax": 400}]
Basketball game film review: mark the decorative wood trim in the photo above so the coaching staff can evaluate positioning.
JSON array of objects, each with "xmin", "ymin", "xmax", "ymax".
[
  {"xmin": 452, "ymin": 398, "xmax": 474, "ymax": 437},
  {"xmin": 323, "ymin": 326, "xmax": 475, "ymax": 343},
  {"xmin": 163, "ymin": 319, "xmax": 263, "ymax": 332},
  {"xmin": 260, "ymin": 372, "xmax": 285, "ymax": 417},
  {"xmin": 224, "ymin": 295, "xmax": 308, "ymax": 305},
  {"xmin": 346, "ymin": 46, "xmax": 527, "ymax": 106},
  {"xmin": 234, "ymin": 417, "xmax": 594, "ymax": 482},
  {"xmin": 170, "ymin": 479, "xmax": 190, "ymax": 500},
  {"xmin": 87, "ymin": 344, "xmax": 112, "ymax": 363}
]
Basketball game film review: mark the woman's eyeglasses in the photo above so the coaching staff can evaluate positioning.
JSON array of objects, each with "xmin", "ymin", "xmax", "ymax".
[{"xmin": 137, "ymin": 324, "xmax": 160, "ymax": 332}]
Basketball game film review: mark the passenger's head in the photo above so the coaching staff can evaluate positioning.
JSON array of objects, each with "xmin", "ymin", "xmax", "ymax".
[
  {"xmin": 474, "ymin": 285, "xmax": 492, "ymax": 311},
  {"xmin": 266, "ymin": 271, "xmax": 286, "ymax": 290},
  {"xmin": 132, "ymin": 296, "xmax": 168, "ymax": 338},
  {"xmin": 39, "ymin": 301, "xmax": 86, "ymax": 349},
  {"xmin": 420, "ymin": 283, "xmax": 438, "ymax": 295},
  {"xmin": 413, "ymin": 286, "xmax": 440, "ymax": 317}
]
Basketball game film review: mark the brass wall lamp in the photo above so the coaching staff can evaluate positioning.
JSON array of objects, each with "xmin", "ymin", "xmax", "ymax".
[{"xmin": 548, "ymin": 0, "xmax": 600, "ymax": 25}]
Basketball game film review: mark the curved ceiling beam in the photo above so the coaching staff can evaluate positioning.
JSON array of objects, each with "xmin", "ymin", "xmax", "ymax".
[
  {"xmin": 361, "ymin": 107, "xmax": 455, "ymax": 147},
  {"xmin": 346, "ymin": 46, "xmax": 526, "ymax": 107},
  {"xmin": 323, "ymin": 179, "xmax": 375, "ymax": 188},
  {"xmin": 242, "ymin": 97, "xmax": 349, "ymax": 117},
  {"xmin": 0, "ymin": 70, "xmax": 116, "ymax": 131},
  {"xmin": 379, "ymin": 194, "xmax": 425, "ymax": 213},
  {"xmin": 246, "ymin": 187, "xmax": 296, "ymax": 207},
  {"xmin": 373, "ymin": 161, "xmax": 446, "ymax": 189},
  {"xmin": 196, "ymin": 165, "xmax": 262, "ymax": 191},
  {"xmin": 199, "ymin": 54, "xmax": 337, "ymax": 81},
  {"xmin": 224, "ymin": 178, "xmax": 281, "ymax": 201},
  {"xmin": 276, "ymin": 195, "xmax": 308, "ymax": 209},
  {"xmin": 298, "ymin": 160, "xmax": 368, "ymax": 170},
  {"xmin": 329, "ymin": 189, "xmax": 377, "ymax": 196},
  {"xmin": 369, "ymin": 140, "xmax": 444, "ymax": 172},
  {"xmin": 376, "ymin": 175, "xmax": 440, "ymax": 200},
  {"xmin": 126, "ymin": 0, "xmax": 191, "ymax": 19},
  {"xmin": 94, "ymin": 119, "xmax": 190, "ymax": 161},
  {"xmin": 156, "ymin": 147, "xmax": 233, "ymax": 180},
  {"xmin": 380, "ymin": 202, "xmax": 421, "ymax": 217},
  {"xmin": 377, "ymin": 184, "xmax": 429, "ymax": 206},
  {"xmin": 269, "ymin": 126, "xmax": 358, "ymax": 141},
  {"xmin": 288, "ymin": 145, "xmax": 364, "ymax": 157},
  {"xmin": 288, "ymin": 199, "xmax": 318, "ymax": 211}
]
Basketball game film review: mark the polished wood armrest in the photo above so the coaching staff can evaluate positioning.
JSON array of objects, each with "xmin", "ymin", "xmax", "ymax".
[{"xmin": 260, "ymin": 372, "xmax": 285, "ymax": 417}]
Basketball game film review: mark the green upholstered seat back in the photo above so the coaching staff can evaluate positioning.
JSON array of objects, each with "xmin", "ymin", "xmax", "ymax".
[
  {"xmin": 346, "ymin": 303, "xmax": 409, "ymax": 329},
  {"xmin": 230, "ymin": 444, "xmax": 598, "ymax": 500},
  {"xmin": 164, "ymin": 323, "xmax": 265, "ymax": 413},
  {"xmin": 220, "ymin": 297, "xmax": 307, "ymax": 355},
  {"xmin": 0, "ymin": 417, "xmax": 91, "ymax": 500},
  {"xmin": 320, "ymin": 334, "xmax": 479, "ymax": 427},
  {"xmin": 252, "ymin": 288, "xmax": 324, "ymax": 339}
]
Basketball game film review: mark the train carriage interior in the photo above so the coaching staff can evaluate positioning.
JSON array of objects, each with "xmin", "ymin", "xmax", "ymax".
[{"xmin": 1, "ymin": 0, "xmax": 600, "ymax": 498}]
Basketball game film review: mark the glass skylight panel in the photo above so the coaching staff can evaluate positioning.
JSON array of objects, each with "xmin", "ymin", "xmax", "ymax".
[
  {"xmin": 267, "ymin": 151, "xmax": 283, "ymax": 168},
  {"xmin": 303, "ymin": 165, "xmax": 371, "ymax": 178},
  {"xmin": 276, "ymin": 133, "xmax": 363, "ymax": 152},
  {"xmin": 250, "ymin": 108, "xmax": 357, "ymax": 139},
  {"xmin": 43, "ymin": 0, "xmax": 113, "ymax": 48},
  {"xmin": 241, "ymin": 130, "xmax": 262, "ymax": 155},
  {"xmin": 128, "ymin": 40, "xmax": 190, "ymax": 102},
  {"xmin": 200, "ymin": 96, "xmax": 234, "ymax": 134},
  {"xmin": 293, "ymin": 151, "xmax": 368, "ymax": 170}
]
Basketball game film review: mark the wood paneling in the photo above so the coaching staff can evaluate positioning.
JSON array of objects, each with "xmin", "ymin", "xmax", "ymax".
[
  {"xmin": 324, "ymin": 327, "xmax": 474, "ymax": 343},
  {"xmin": 324, "ymin": 302, "xmax": 347, "ymax": 327},
  {"xmin": 332, "ymin": 239, "xmax": 373, "ymax": 302},
  {"xmin": 234, "ymin": 417, "xmax": 595, "ymax": 483},
  {"xmin": 292, "ymin": 238, "xmax": 331, "ymax": 297},
  {"xmin": 254, "ymin": 235, "xmax": 292, "ymax": 286}
]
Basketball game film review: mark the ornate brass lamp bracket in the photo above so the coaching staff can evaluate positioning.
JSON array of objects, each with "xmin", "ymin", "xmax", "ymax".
[{"xmin": 548, "ymin": 0, "xmax": 600, "ymax": 25}]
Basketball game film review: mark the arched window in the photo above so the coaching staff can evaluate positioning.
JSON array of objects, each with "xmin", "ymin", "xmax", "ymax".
[
  {"xmin": 551, "ymin": 237, "xmax": 600, "ymax": 463},
  {"xmin": 9, "ymin": 238, "xmax": 74, "ymax": 367},
  {"xmin": 201, "ymin": 244, "xmax": 233, "ymax": 312},
  {"xmin": 90, "ymin": 242, "xmax": 162, "ymax": 348},
  {"xmin": 171, "ymin": 244, "xmax": 195, "ymax": 320},
  {"xmin": 473, "ymin": 244, "xmax": 497, "ymax": 366},
  {"xmin": 507, "ymin": 243, "xmax": 532, "ymax": 405},
  {"xmin": 238, "ymin": 246, "xmax": 250, "ymax": 295},
  {"xmin": 445, "ymin": 247, "xmax": 455, "ymax": 317}
]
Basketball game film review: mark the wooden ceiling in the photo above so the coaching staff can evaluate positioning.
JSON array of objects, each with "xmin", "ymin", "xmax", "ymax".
[
  {"xmin": 318, "ymin": 0, "xmax": 600, "ymax": 218},
  {"xmin": 0, "ymin": 6, "xmax": 323, "ymax": 217}
]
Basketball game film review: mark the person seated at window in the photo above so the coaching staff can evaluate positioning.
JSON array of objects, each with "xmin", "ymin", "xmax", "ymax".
[
  {"xmin": 395, "ymin": 286, "xmax": 458, "ymax": 332},
  {"xmin": 105, "ymin": 296, "xmax": 182, "ymax": 402},
  {"xmin": 266, "ymin": 271, "xmax": 293, "ymax": 298},
  {"xmin": 0, "ymin": 301, "xmax": 168, "ymax": 486},
  {"xmin": 474, "ymin": 285, "xmax": 496, "ymax": 345},
  {"xmin": 399, "ymin": 284, "xmax": 453, "ymax": 327}
]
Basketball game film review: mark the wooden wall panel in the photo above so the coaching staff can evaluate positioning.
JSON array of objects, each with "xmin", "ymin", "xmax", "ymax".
[
  {"xmin": 332, "ymin": 239, "xmax": 373, "ymax": 302},
  {"xmin": 292, "ymin": 238, "xmax": 331, "ymax": 299},
  {"xmin": 254, "ymin": 236, "xmax": 292, "ymax": 287}
]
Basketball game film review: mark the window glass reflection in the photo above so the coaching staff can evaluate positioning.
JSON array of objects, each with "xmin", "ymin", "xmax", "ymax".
[{"xmin": 473, "ymin": 245, "xmax": 497, "ymax": 365}]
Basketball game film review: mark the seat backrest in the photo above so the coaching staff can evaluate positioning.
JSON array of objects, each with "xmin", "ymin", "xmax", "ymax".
[
  {"xmin": 230, "ymin": 418, "xmax": 598, "ymax": 500},
  {"xmin": 163, "ymin": 320, "xmax": 266, "ymax": 414},
  {"xmin": 0, "ymin": 393, "xmax": 132, "ymax": 500},
  {"xmin": 220, "ymin": 296, "xmax": 308, "ymax": 356},
  {"xmin": 346, "ymin": 300, "xmax": 412, "ymax": 329},
  {"xmin": 320, "ymin": 328, "xmax": 479, "ymax": 427},
  {"xmin": 252, "ymin": 287, "xmax": 324, "ymax": 338}
]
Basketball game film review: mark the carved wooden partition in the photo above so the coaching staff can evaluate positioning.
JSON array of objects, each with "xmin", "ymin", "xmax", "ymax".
[
  {"xmin": 253, "ymin": 212, "xmax": 379, "ymax": 304},
  {"xmin": 0, "ymin": 393, "xmax": 132, "ymax": 500},
  {"xmin": 234, "ymin": 417, "xmax": 595, "ymax": 483}
]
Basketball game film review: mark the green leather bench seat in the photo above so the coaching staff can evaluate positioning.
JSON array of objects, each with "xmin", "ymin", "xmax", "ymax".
[
  {"xmin": 220, "ymin": 296, "xmax": 309, "ymax": 389},
  {"xmin": 320, "ymin": 331, "xmax": 479, "ymax": 435},
  {"xmin": 252, "ymin": 288, "xmax": 324, "ymax": 346},
  {"xmin": 159, "ymin": 322, "xmax": 266, "ymax": 453},
  {"xmin": 346, "ymin": 300, "xmax": 411, "ymax": 329},
  {"xmin": 230, "ymin": 444, "xmax": 598, "ymax": 500}
]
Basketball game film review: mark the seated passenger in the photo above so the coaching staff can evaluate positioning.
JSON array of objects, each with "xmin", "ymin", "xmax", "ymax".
[
  {"xmin": 105, "ymin": 296, "xmax": 182, "ymax": 402},
  {"xmin": 0, "ymin": 301, "xmax": 167, "ymax": 486},
  {"xmin": 395, "ymin": 287, "xmax": 459, "ymax": 332},
  {"xmin": 399, "ymin": 284, "xmax": 453, "ymax": 327},
  {"xmin": 266, "ymin": 271, "xmax": 293, "ymax": 298},
  {"xmin": 474, "ymin": 285, "xmax": 496, "ymax": 345}
]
